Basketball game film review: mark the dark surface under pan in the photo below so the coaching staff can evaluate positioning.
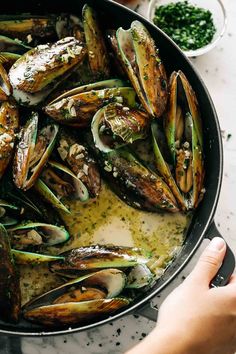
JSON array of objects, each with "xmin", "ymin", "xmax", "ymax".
[{"xmin": 0, "ymin": 0, "xmax": 234, "ymax": 336}]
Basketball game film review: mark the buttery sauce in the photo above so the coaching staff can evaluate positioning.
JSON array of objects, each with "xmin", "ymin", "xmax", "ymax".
[{"xmin": 20, "ymin": 183, "xmax": 190, "ymax": 305}]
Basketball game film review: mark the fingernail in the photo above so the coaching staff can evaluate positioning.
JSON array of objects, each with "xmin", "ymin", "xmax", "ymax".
[{"xmin": 208, "ymin": 237, "xmax": 225, "ymax": 251}]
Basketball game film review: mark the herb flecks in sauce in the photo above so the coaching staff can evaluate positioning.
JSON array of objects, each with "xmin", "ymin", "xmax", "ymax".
[
  {"xmin": 20, "ymin": 184, "xmax": 190, "ymax": 304},
  {"xmin": 153, "ymin": 1, "xmax": 216, "ymax": 51}
]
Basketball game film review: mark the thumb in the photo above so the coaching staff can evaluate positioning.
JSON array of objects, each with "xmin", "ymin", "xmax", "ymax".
[{"xmin": 188, "ymin": 237, "xmax": 226, "ymax": 287}]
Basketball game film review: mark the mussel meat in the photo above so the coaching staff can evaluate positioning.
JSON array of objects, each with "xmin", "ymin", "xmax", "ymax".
[
  {"xmin": 164, "ymin": 70, "xmax": 205, "ymax": 209},
  {"xmin": 92, "ymin": 103, "xmax": 149, "ymax": 152},
  {"xmin": 57, "ymin": 130, "xmax": 101, "ymax": 198},
  {"xmin": 8, "ymin": 222, "xmax": 70, "ymax": 250}
]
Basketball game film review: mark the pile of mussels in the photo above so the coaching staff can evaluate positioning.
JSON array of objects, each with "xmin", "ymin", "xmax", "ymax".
[{"xmin": 0, "ymin": 4, "xmax": 205, "ymax": 326}]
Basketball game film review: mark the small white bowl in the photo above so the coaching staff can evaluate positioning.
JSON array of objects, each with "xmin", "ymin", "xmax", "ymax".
[{"xmin": 148, "ymin": 0, "xmax": 227, "ymax": 57}]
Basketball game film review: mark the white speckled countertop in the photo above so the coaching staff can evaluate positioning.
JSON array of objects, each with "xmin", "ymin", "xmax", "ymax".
[{"xmin": 0, "ymin": 0, "xmax": 236, "ymax": 353}]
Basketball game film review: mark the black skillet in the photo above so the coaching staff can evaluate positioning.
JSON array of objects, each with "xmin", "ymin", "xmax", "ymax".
[{"xmin": 0, "ymin": 0, "xmax": 235, "ymax": 336}]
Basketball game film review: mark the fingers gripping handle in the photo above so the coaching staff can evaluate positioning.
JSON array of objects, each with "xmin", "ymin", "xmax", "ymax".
[{"xmin": 205, "ymin": 222, "xmax": 235, "ymax": 287}]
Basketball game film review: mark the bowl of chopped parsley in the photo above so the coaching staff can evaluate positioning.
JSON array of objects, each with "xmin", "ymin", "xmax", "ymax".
[{"xmin": 148, "ymin": 0, "xmax": 227, "ymax": 57}]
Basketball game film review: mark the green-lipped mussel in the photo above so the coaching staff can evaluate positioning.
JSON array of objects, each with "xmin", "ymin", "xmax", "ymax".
[
  {"xmin": 50, "ymin": 245, "xmax": 151, "ymax": 277},
  {"xmin": 0, "ymin": 100, "xmax": 19, "ymax": 179},
  {"xmin": 13, "ymin": 112, "xmax": 59, "ymax": 190},
  {"xmin": 8, "ymin": 222, "xmax": 70, "ymax": 251},
  {"xmin": 9, "ymin": 37, "xmax": 87, "ymax": 106},
  {"xmin": 115, "ymin": 21, "xmax": 168, "ymax": 118},
  {"xmin": 45, "ymin": 80, "xmax": 136, "ymax": 127},
  {"xmin": 163, "ymin": 71, "xmax": 205, "ymax": 209}
]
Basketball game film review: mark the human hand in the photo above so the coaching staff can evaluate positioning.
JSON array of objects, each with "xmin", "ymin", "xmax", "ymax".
[{"xmin": 127, "ymin": 237, "xmax": 236, "ymax": 354}]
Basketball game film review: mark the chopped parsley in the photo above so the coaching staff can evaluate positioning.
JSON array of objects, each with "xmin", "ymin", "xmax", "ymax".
[{"xmin": 153, "ymin": 1, "xmax": 216, "ymax": 51}]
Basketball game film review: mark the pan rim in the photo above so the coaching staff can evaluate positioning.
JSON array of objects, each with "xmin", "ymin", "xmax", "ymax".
[{"xmin": 0, "ymin": 0, "xmax": 223, "ymax": 336}]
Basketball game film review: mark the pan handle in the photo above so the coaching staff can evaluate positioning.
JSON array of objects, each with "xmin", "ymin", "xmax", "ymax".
[
  {"xmin": 204, "ymin": 221, "xmax": 235, "ymax": 287},
  {"xmin": 136, "ymin": 221, "xmax": 235, "ymax": 322},
  {"xmin": 135, "ymin": 301, "xmax": 158, "ymax": 322}
]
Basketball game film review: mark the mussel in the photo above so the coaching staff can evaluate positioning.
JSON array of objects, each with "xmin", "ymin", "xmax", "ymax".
[
  {"xmin": 0, "ymin": 63, "xmax": 12, "ymax": 101},
  {"xmin": 0, "ymin": 100, "xmax": 19, "ymax": 179},
  {"xmin": 115, "ymin": 21, "xmax": 168, "ymax": 118},
  {"xmin": 34, "ymin": 178, "xmax": 70, "ymax": 214},
  {"xmin": 13, "ymin": 112, "xmax": 59, "ymax": 190},
  {"xmin": 91, "ymin": 145, "xmax": 179, "ymax": 212},
  {"xmin": 92, "ymin": 103, "xmax": 149, "ymax": 152},
  {"xmin": 34, "ymin": 160, "xmax": 89, "ymax": 213},
  {"xmin": 0, "ymin": 35, "xmax": 31, "ymax": 54},
  {"xmin": 0, "ymin": 224, "xmax": 21, "ymax": 323},
  {"xmin": 82, "ymin": 4, "xmax": 110, "ymax": 79},
  {"xmin": 23, "ymin": 268, "xmax": 129, "ymax": 326},
  {"xmin": 8, "ymin": 222, "xmax": 70, "ymax": 251},
  {"xmin": 0, "ymin": 15, "xmax": 57, "ymax": 43},
  {"xmin": 50, "ymin": 245, "xmax": 151, "ymax": 277},
  {"xmin": 126, "ymin": 264, "xmax": 154, "ymax": 289},
  {"xmin": 57, "ymin": 130, "xmax": 101, "ymax": 198},
  {"xmin": 24, "ymin": 298, "xmax": 129, "ymax": 327},
  {"xmin": 0, "ymin": 176, "xmax": 66, "ymax": 225},
  {"xmin": 41, "ymin": 160, "xmax": 89, "ymax": 201},
  {"xmin": 0, "ymin": 199, "xmax": 19, "ymax": 226},
  {"xmin": 163, "ymin": 70, "xmax": 205, "ymax": 209},
  {"xmin": 9, "ymin": 37, "xmax": 87, "ymax": 105},
  {"xmin": 0, "ymin": 52, "xmax": 21, "ymax": 70},
  {"xmin": 151, "ymin": 121, "xmax": 187, "ymax": 211},
  {"xmin": 12, "ymin": 249, "xmax": 64, "ymax": 265},
  {"xmin": 45, "ymin": 79, "xmax": 136, "ymax": 127}
]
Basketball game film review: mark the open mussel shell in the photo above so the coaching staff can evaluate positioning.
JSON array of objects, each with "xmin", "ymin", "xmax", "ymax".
[
  {"xmin": 165, "ymin": 70, "xmax": 203, "ymax": 162},
  {"xmin": 0, "ymin": 179, "xmax": 64, "ymax": 224},
  {"xmin": 9, "ymin": 37, "xmax": 87, "ymax": 105},
  {"xmin": 50, "ymin": 245, "xmax": 151, "ymax": 277},
  {"xmin": 0, "ymin": 15, "xmax": 57, "ymax": 42},
  {"xmin": 23, "ymin": 269, "xmax": 126, "ymax": 311},
  {"xmin": 57, "ymin": 130, "xmax": 101, "ymax": 198},
  {"xmin": 106, "ymin": 30, "xmax": 127, "ymax": 78},
  {"xmin": 0, "ymin": 100, "xmax": 19, "ymax": 179},
  {"xmin": 13, "ymin": 112, "xmax": 59, "ymax": 190},
  {"xmin": 116, "ymin": 21, "xmax": 168, "ymax": 118},
  {"xmin": 151, "ymin": 121, "xmax": 186, "ymax": 211},
  {"xmin": 92, "ymin": 145, "xmax": 179, "ymax": 213},
  {"xmin": 24, "ymin": 297, "xmax": 130, "ymax": 327},
  {"xmin": 0, "ymin": 35, "xmax": 31, "ymax": 54},
  {"xmin": 0, "ymin": 52, "xmax": 21, "ymax": 70},
  {"xmin": 34, "ymin": 178, "xmax": 71, "ymax": 214},
  {"xmin": 92, "ymin": 103, "xmax": 149, "ymax": 153},
  {"xmin": 126, "ymin": 264, "xmax": 154, "ymax": 289},
  {"xmin": 45, "ymin": 85, "xmax": 136, "ymax": 127},
  {"xmin": 0, "ymin": 225, "xmax": 21, "ymax": 323},
  {"xmin": 0, "ymin": 63, "xmax": 12, "ymax": 101},
  {"xmin": 47, "ymin": 79, "xmax": 127, "ymax": 105},
  {"xmin": 82, "ymin": 4, "xmax": 110, "ymax": 79},
  {"xmin": 164, "ymin": 70, "xmax": 204, "ymax": 208},
  {"xmin": 0, "ymin": 199, "xmax": 19, "ymax": 226},
  {"xmin": 43, "ymin": 160, "xmax": 89, "ymax": 202},
  {"xmin": 8, "ymin": 222, "xmax": 70, "ymax": 250},
  {"xmin": 12, "ymin": 249, "xmax": 64, "ymax": 265}
]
